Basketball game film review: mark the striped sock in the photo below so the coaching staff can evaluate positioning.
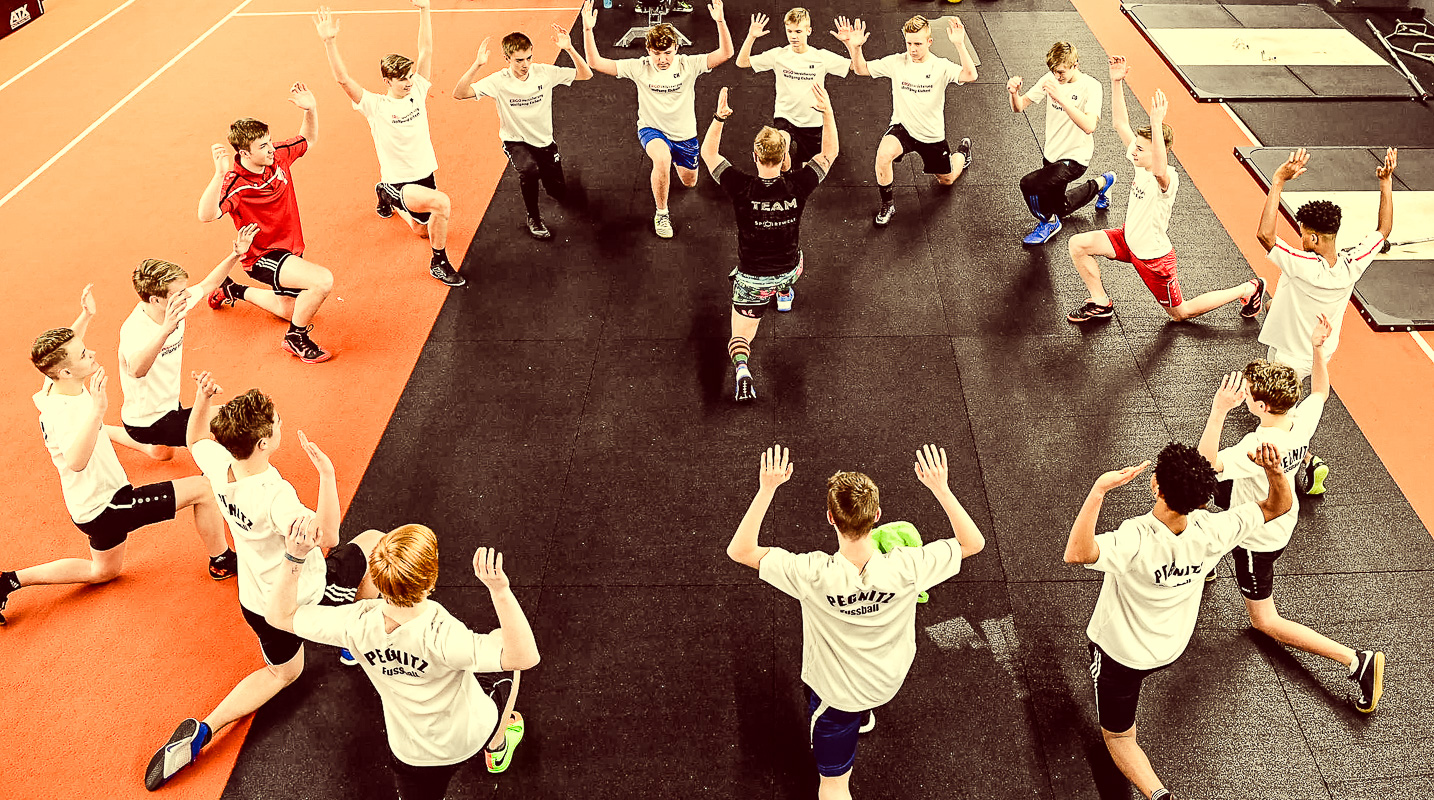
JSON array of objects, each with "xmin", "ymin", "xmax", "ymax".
[{"xmin": 728, "ymin": 337, "xmax": 751, "ymax": 368}]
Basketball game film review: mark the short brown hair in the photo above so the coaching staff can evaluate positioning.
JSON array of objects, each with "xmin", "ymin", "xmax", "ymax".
[
  {"xmin": 646, "ymin": 23, "xmax": 678, "ymax": 52},
  {"xmin": 784, "ymin": 7, "xmax": 810, "ymax": 27},
  {"xmin": 754, "ymin": 126, "xmax": 788, "ymax": 167},
  {"xmin": 903, "ymin": 15, "xmax": 930, "ymax": 35},
  {"xmin": 502, "ymin": 32, "xmax": 533, "ymax": 57},
  {"xmin": 133, "ymin": 259, "xmax": 189, "ymax": 303},
  {"xmin": 1046, "ymin": 41, "xmax": 1078, "ymax": 71},
  {"xmin": 210, "ymin": 389, "xmax": 276, "ymax": 459},
  {"xmin": 1135, "ymin": 123, "xmax": 1175, "ymax": 149},
  {"xmin": 1243, "ymin": 359, "xmax": 1301, "ymax": 414},
  {"xmin": 827, "ymin": 471, "xmax": 880, "ymax": 538},
  {"xmin": 31, "ymin": 328, "xmax": 76, "ymax": 377},
  {"xmin": 381, "ymin": 53, "xmax": 416, "ymax": 80},
  {"xmin": 370, "ymin": 524, "xmax": 440, "ymax": 607},
  {"xmin": 228, "ymin": 118, "xmax": 270, "ymax": 152}
]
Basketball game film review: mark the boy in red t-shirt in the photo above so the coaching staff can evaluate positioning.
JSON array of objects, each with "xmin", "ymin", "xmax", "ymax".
[{"xmin": 197, "ymin": 82, "xmax": 336, "ymax": 363}]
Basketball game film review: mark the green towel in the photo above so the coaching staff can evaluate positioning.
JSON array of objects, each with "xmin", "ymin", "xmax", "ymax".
[{"xmin": 871, "ymin": 521, "xmax": 928, "ymax": 603}]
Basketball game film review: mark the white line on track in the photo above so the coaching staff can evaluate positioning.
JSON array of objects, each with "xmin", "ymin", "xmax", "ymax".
[
  {"xmin": 235, "ymin": 7, "xmax": 580, "ymax": 15},
  {"xmin": 0, "ymin": 0, "xmax": 140, "ymax": 94},
  {"xmin": 1221, "ymin": 101, "xmax": 1260, "ymax": 147},
  {"xmin": 1412, "ymin": 331, "xmax": 1434, "ymax": 365},
  {"xmin": 0, "ymin": 0, "xmax": 254, "ymax": 211}
]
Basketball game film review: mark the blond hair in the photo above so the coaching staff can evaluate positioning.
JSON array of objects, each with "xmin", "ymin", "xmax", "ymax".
[
  {"xmin": 827, "ymin": 471, "xmax": 880, "ymax": 538},
  {"xmin": 370, "ymin": 524, "xmax": 440, "ymax": 607},
  {"xmin": 1136, "ymin": 123, "xmax": 1175, "ymax": 149},
  {"xmin": 754, "ymin": 126, "xmax": 788, "ymax": 167},
  {"xmin": 1046, "ymin": 41, "xmax": 1078, "ymax": 71},
  {"xmin": 646, "ymin": 23, "xmax": 678, "ymax": 52},
  {"xmin": 133, "ymin": 259, "xmax": 189, "ymax": 303},
  {"xmin": 784, "ymin": 7, "xmax": 810, "ymax": 27},
  {"xmin": 1243, "ymin": 359, "xmax": 1302, "ymax": 415},
  {"xmin": 903, "ymin": 15, "xmax": 930, "ymax": 35}
]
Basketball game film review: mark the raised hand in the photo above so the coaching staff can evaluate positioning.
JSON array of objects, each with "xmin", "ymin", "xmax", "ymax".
[
  {"xmin": 1211, "ymin": 372, "xmax": 1246, "ymax": 413},
  {"xmin": 1149, "ymin": 88, "xmax": 1168, "ymax": 125},
  {"xmin": 1093, "ymin": 460, "xmax": 1151, "ymax": 494},
  {"xmin": 758, "ymin": 444, "xmax": 793, "ymax": 491},
  {"xmin": 297, "ymin": 430, "xmax": 335, "ymax": 475},
  {"xmin": 1248, "ymin": 442, "xmax": 1283, "ymax": 473},
  {"xmin": 163, "ymin": 291, "xmax": 187, "ymax": 332},
  {"xmin": 283, "ymin": 515, "xmax": 321, "ymax": 559},
  {"xmin": 708, "ymin": 0, "xmax": 724, "ymax": 22},
  {"xmin": 913, "ymin": 444, "xmax": 950, "ymax": 493},
  {"xmin": 211, "ymin": 143, "xmax": 232, "ymax": 173},
  {"xmin": 234, "ymin": 223, "xmax": 259, "ymax": 256},
  {"xmin": 313, "ymin": 6, "xmax": 340, "ymax": 41},
  {"xmin": 581, "ymin": 0, "xmax": 597, "ymax": 31},
  {"xmin": 410, "ymin": 0, "xmax": 430, "ymax": 8},
  {"xmin": 192, "ymin": 370, "xmax": 223, "ymax": 399},
  {"xmin": 748, "ymin": 13, "xmax": 768, "ymax": 39},
  {"xmin": 474, "ymin": 546, "xmax": 510, "ymax": 593},
  {"xmin": 89, "ymin": 366, "xmax": 109, "ymax": 415},
  {"xmin": 1376, "ymin": 147, "xmax": 1398, "ymax": 181},
  {"xmin": 946, "ymin": 16, "xmax": 966, "ymax": 46},
  {"xmin": 716, "ymin": 86, "xmax": 733, "ymax": 118},
  {"xmin": 551, "ymin": 23, "xmax": 572, "ymax": 50},
  {"xmin": 79, "ymin": 283, "xmax": 96, "ymax": 317},
  {"xmin": 475, "ymin": 35, "xmax": 491, "ymax": 66},
  {"xmin": 810, "ymin": 83, "xmax": 830, "ymax": 114},
  {"xmin": 1274, "ymin": 147, "xmax": 1309, "ymax": 182},
  {"xmin": 288, "ymin": 82, "xmax": 317, "ymax": 110},
  {"xmin": 1311, "ymin": 313, "xmax": 1332, "ymax": 349},
  {"xmin": 1007, "ymin": 76, "xmax": 1023, "ymax": 95},
  {"xmin": 1108, "ymin": 55, "xmax": 1128, "ymax": 82}
]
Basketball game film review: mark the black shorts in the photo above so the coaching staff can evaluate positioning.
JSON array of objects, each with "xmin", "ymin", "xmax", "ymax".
[
  {"xmin": 379, "ymin": 172, "xmax": 438, "ymax": 225},
  {"xmin": 238, "ymin": 540, "xmax": 370, "ymax": 666},
  {"xmin": 1088, "ymin": 641, "xmax": 1170, "ymax": 734},
  {"xmin": 1231, "ymin": 545, "xmax": 1285, "ymax": 601},
  {"xmin": 773, "ymin": 118, "xmax": 822, "ymax": 169},
  {"xmin": 74, "ymin": 482, "xmax": 177, "ymax": 552},
  {"xmin": 884, "ymin": 124, "xmax": 952, "ymax": 175},
  {"xmin": 123, "ymin": 406, "xmax": 190, "ymax": 448},
  {"xmin": 390, "ymin": 671, "xmax": 519, "ymax": 800},
  {"xmin": 247, "ymin": 249, "xmax": 303, "ymax": 298},
  {"xmin": 502, "ymin": 141, "xmax": 563, "ymax": 182}
]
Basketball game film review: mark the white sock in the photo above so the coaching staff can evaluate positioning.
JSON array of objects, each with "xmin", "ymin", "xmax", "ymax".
[{"xmin": 1349, "ymin": 653, "xmax": 1361, "ymax": 673}]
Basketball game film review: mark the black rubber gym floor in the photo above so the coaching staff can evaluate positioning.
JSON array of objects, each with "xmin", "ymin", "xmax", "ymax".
[{"xmin": 221, "ymin": 3, "xmax": 1434, "ymax": 798}]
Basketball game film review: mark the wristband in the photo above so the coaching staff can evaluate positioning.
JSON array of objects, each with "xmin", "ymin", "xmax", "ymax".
[
  {"xmin": 284, "ymin": 552, "xmax": 306, "ymax": 564},
  {"xmin": 714, "ymin": 114, "xmax": 730, "ymax": 122}
]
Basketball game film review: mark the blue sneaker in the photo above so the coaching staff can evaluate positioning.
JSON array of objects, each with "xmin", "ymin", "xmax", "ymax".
[
  {"xmin": 776, "ymin": 288, "xmax": 794, "ymax": 312},
  {"xmin": 1022, "ymin": 216, "xmax": 1062, "ymax": 245},
  {"xmin": 340, "ymin": 648, "xmax": 358, "ymax": 666},
  {"xmin": 1094, "ymin": 171, "xmax": 1116, "ymax": 210}
]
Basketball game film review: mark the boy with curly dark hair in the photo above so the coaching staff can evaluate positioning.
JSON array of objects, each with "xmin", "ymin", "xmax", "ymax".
[{"xmin": 1064, "ymin": 441, "xmax": 1292, "ymax": 800}]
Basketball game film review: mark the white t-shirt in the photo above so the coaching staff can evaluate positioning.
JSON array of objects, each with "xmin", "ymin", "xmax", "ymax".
[
  {"xmin": 1216, "ymin": 394, "xmax": 1326, "ymax": 552},
  {"xmin": 1258, "ymin": 232, "xmax": 1384, "ymax": 371},
  {"xmin": 34, "ymin": 381, "xmax": 128, "ymax": 524},
  {"xmin": 471, "ymin": 63, "xmax": 578, "ymax": 147},
  {"xmin": 354, "ymin": 74, "xmax": 439, "ymax": 184},
  {"xmin": 1123, "ymin": 166, "xmax": 1179, "ymax": 260},
  {"xmin": 868, "ymin": 53, "xmax": 964, "ymax": 144},
  {"xmin": 749, "ymin": 46, "xmax": 851, "ymax": 128},
  {"xmin": 1086, "ymin": 503, "xmax": 1265, "ymax": 670},
  {"xmin": 293, "ymin": 599, "xmax": 506, "ymax": 766},
  {"xmin": 759, "ymin": 539, "xmax": 963, "ymax": 711},
  {"xmin": 1029, "ymin": 72, "xmax": 1101, "ymax": 166},
  {"xmin": 615, "ymin": 53, "xmax": 711, "ymax": 141},
  {"xmin": 190, "ymin": 439, "xmax": 325, "ymax": 615},
  {"xmin": 117, "ymin": 293, "xmax": 203, "ymax": 428}
]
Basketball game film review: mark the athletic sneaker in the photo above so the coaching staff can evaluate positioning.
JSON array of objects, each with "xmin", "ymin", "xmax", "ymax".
[
  {"xmin": 1350, "ymin": 650, "xmax": 1384, "ymax": 713},
  {"xmin": 672, "ymin": 0, "xmax": 694, "ymax": 11},
  {"xmin": 209, "ymin": 550, "xmax": 238, "ymax": 581},
  {"xmin": 375, "ymin": 184, "xmax": 394, "ymax": 219},
  {"xmin": 654, "ymin": 211, "xmax": 674, "ymax": 239},
  {"xmin": 207, "ymin": 278, "xmax": 239, "ymax": 310},
  {"xmin": 957, "ymin": 138, "xmax": 973, "ymax": 170},
  {"xmin": 1023, "ymin": 216, "xmax": 1063, "ymax": 245},
  {"xmin": 282, "ymin": 326, "xmax": 332, "ymax": 364},
  {"xmin": 485, "ymin": 712, "xmax": 526, "ymax": 773},
  {"xmin": 1303, "ymin": 455, "xmax": 1329, "ymax": 495},
  {"xmin": 735, "ymin": 367, "xmax": 756, "ymax": 402},
  {"xmin": 1067, "ymin": 300, "xmax": 1115, "ymax": 323},
  {"xmin": 145, "ymin": 718, "xmax": 206, "ymax": 791},
  {"xmin": 874, "ymin": 202, "xmax": 896, "ymax": 227},
  {"xmin": 0, "ymin": 581, "xmax": 12, "ymax": 626},
  {"xmin": 1205, "ymin": 562, "xmax": 1218, "ymax": 583},
  {"xmin": 776, "ymin": 288, "xmax": 795, "ymax": 312},
  {"xmin": 430, "ymin": 260, "xmax": 466, "ymax": 288},
  {"xmin": 1239, "ymin": 277, "xmax": 1266, "ymax": 318},
  {"xmin": 859, "ymin": 710, "xmax": 876, "ymax": 734},
  {"xmin": 1094, "ymin": 171, "xmax": 1116, "ymax": 210},
  {"xmin": 339, "ymin": 648, "xmax": 358, "ymax": 666},
  {"xmin": 526, "ymin": 215, "xmax": 552, "ymax": 241}
]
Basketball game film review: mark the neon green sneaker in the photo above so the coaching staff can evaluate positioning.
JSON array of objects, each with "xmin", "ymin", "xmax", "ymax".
[
  {"xmin": 1305, "ymin": 455, "xmax": 1329, "ymax": 496},
  {"xmin": 485, "ymin": 712, "xmax": 525, "ymax": 774}
]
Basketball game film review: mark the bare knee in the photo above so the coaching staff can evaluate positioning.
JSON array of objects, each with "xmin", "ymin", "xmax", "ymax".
[
  {"xmin": 269, "ymin": 649, "xmax": 305, "ymax": 685},
  {"xmin": 1165, "ymin": 304, "xmax": 1192, "ymax": 322},
  {"xmin": 678, "ymin": 171, "xmax": 698, "ymax": 188},
  {"xmin": 1102, "ymin": 724, "xmax": 1138, "ymax": 746},
  {"xmin": 89, "ymin": 563, "xmax": 123, "ymax": 583},
  {"xmin": 314, "ymin": 268, "xmax": 335, "ymax": 295},
  {"xmin": 348, "ymin": 528, "xmax": 385, "ymax": 558},
  {"xmin": 433, "ymin": 191, "xmax": 452, "ymax": 216},
  {"xmin": 936, "ymin": 173, "xmax": 957, "ymax": 186}
]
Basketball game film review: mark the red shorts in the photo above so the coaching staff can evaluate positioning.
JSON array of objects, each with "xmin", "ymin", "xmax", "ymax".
[{"xmin": 1104, "ymin": 228, "xmax": 1181, "ymax": 307}]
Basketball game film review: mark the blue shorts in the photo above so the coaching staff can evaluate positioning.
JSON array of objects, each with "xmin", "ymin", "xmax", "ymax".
[
  {"xmin": 638, "ymin": 127, "xmax": 700, "ymax": 170},
  {"xmin": 806, "ymin": 685, "xmax": 868, "ymax": 778}
]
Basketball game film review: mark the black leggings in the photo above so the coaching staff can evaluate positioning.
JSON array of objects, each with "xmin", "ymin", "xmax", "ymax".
[
  {"xmin": 1020, "ymin": 158, "xmax": 1098, "ymax": 221},
  {"xmin": 503, "ymin": 141, "xmax": 566, "ymax": 218}
]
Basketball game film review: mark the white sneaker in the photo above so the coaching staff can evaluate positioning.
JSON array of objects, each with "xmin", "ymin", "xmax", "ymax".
[
  {"xmin": 776, "ymin": 287, "xmax": 795, "ymax": 312},
  {"xmin": 654, "ymin": 212, "xmax": 674, "ymax": 239}
]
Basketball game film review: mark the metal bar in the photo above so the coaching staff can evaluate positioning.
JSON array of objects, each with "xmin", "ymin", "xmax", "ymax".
[{"xmin": 1367, "ymin": 18, "xmax": 1432, "ymax": 101}]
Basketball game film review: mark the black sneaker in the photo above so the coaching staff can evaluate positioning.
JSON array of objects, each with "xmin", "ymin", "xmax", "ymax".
[
  {"xmin": 734, "ymin": 368, "xmax": 756, "ymax": 402},
  {"xmin": 526, "ymin": 215, "xmax": 552, "ymax": 240},
  {"xmin": 957, "ymin": 137, "xmax": 973, "ymax": 170},
  {"xmin": 430, "ymin": 260, "xmax": 466, "ymax": 288},
  {"xmin": 282, "ymin": 326, "xmax": 333, "ymax": 364},
  {"xmin": 1204, "ymin": 562, "xmax": 1218, "ymax": 583},
  {"xmin": 1351, "ymin": 650, "xmax": 1384, "ymax": 713},
  {"xmin": 1239, "ymin": 276, "xmax": 1266, "ymax": 318},
  {"xmin": 208, "ymin": 550, "xmax": 237, "ymax": 581},
  {"xmin": 1067, "ymin": 300, "xmax": 1115, "ymax": 323},
  {"xmin": 375, "ymin": 184, "xmax": 394, "ymax": 219},
  {"xmin": 858, "ymin": 710, "xmax": 876, "ymax": 734},
  {"xmin": 145, "ymin": 718, "xmax": 205, "ymax": 791},
  {"xmin": 0, "ymin": 579, "xmax": 12, "ymax": 626},
  {"xmin": 874, "ymin": 202, "xmax": 896, "ymax": 227},
  {"xmin": 207, "ymin": 277, "xmax": 239, "ymax": 310}
]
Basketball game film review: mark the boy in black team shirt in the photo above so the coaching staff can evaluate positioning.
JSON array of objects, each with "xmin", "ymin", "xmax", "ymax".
[{"xmin": 700, "ymin": 83, "xmax": 838, "ymax": 401}]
